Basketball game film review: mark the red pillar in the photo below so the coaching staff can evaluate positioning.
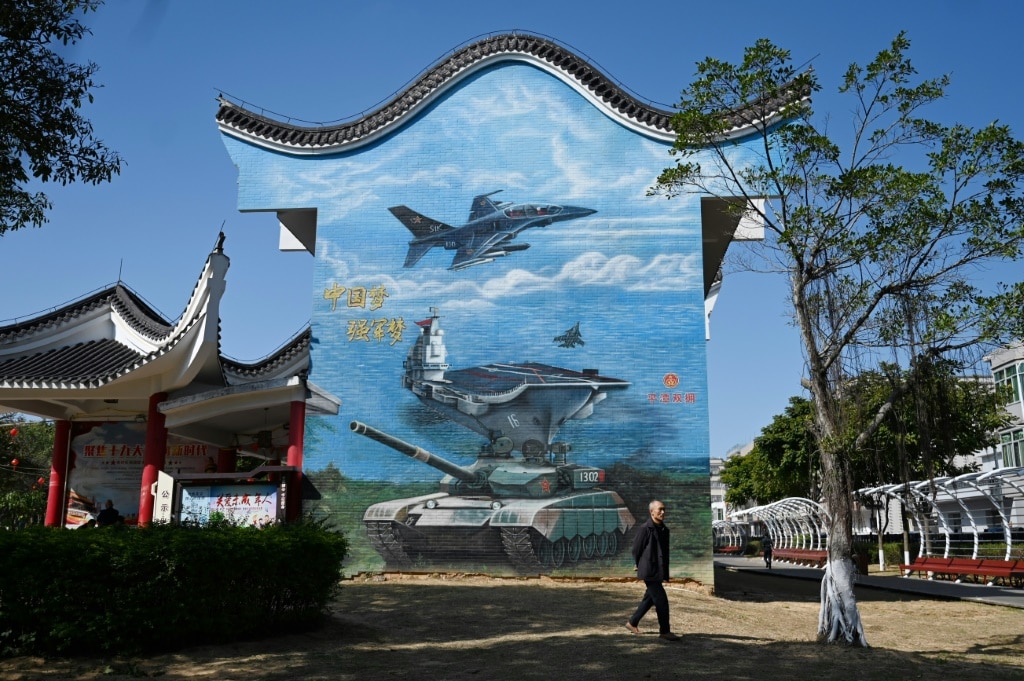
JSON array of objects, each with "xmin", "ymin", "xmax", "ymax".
[
  {"xmin": 285, "ymin": 400, "xmax": 306, "ymax": 522},
  {"xmin": 137, "ymin": 392, "xmax": 168, "ymax": 525},
  {"xmin": 44, "ymin": 419, "xmax": 72, "ymax": 527},
  {"xmin": 217, "ymin": 447, "xmax": 236, "ymax": 473}
]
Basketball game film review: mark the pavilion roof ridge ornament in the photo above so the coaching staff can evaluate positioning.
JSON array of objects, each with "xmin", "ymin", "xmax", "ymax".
[{"xmin": 215, "ymin": 32, "xmax": 809, "ymax": 156}]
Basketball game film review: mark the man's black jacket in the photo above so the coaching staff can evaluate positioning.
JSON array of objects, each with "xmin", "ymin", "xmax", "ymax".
[{"xmin": 632, "ymin": 517, "xmax": 670, "ymax": 581}]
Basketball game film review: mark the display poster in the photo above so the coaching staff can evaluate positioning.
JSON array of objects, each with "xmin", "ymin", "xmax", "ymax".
[{"xmin": 64, "ymin": 422, "xmax": 214, "ymax": 527}]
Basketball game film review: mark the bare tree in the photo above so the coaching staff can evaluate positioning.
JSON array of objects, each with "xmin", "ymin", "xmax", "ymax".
[{"xmin": 654, "ymin": 34, "xmax": 1024, "ymax": 645}]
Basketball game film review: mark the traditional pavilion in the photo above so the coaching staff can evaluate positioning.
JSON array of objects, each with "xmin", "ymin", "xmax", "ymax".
[{"xmin": 0, "ymin": 234, "xmax": 339, "ymax": 526}]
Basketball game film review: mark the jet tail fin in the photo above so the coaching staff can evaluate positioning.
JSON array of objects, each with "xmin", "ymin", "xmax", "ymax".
[{"xmin": 388, "ymin": 206, "xmax": 453, "ymax": 238}]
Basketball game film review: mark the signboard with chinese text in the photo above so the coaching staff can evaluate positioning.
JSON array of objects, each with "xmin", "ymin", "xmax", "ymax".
[{"xmin": 180, "ymin": 484, "xmax": 278, "ymax": 527}]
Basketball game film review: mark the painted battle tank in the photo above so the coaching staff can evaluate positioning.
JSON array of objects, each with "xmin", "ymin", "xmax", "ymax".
[{"xmin": 352, "ymin": 420, "xmax": 635, "ymax": 573}]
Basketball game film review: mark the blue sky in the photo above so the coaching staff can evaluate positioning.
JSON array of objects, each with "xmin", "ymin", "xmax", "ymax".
[{"xmin": 4, "ymin": 0, "xmax": 1023, "ymax": 459}]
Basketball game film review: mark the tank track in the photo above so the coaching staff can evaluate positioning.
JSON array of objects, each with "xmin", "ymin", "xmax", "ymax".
[
  {"xmin": 365, "ymin": 520, "xmax": 413, "ymax": 568},
  {"xmin": 501, "ymin": 527, "xmax": 625, "ymax": 574},
  {"xmin": 501, "ymin": 527, "xmax": 545, "ymax": 573}
]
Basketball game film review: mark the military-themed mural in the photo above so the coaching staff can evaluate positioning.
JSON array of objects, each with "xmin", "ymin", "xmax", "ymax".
[{"xmin": 218, "ymin": 36, "xmax": 767, "ymax": 582}]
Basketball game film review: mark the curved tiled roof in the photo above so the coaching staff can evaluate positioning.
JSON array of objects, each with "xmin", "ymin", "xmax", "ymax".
[
  {"xmin": 0, "ymin": 338, "xmax": 143, "ymax": 387},
  {"xmin": 222, "ymin": 327, "xmax": 311, "ymax": 381},
  {"xmin": 217, "ymin": 33, "xmax": 673, "ymax": 151},
  {"xmin": 217, "ymin": 33, "xmax": 807, "ymax": 154},
  {"xmin": 0, "ymin": 284, "xmax": 172, "ymax": 343},
  {"xmin": 0, "ymin": 249, "xmax": 224, "ymax": 390}
]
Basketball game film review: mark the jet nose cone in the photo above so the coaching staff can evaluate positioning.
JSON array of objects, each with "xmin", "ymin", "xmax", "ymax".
[{"xmin": 564, "ymin": 206, "xmax": 597, "ymax": 218}]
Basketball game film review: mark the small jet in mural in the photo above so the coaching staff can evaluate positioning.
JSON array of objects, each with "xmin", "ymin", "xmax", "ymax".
[
  {"xmin": 554, "ymin": 321, "xmax": 584, "ymax": 348},
  {"xmin": 388, "ymin": 191, "xmax": 596, "ymax": 271}
]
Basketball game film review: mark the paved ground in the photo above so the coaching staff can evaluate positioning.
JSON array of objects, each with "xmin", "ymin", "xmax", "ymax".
[{"xmin": 714, "ymin": 555, "xmax": 1024, "ymax": 609}]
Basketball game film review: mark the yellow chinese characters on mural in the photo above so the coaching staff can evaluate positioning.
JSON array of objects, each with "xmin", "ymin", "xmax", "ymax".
[{"xmin": 323, "ymin": 282, "xmax": 390, "ymax": 312}]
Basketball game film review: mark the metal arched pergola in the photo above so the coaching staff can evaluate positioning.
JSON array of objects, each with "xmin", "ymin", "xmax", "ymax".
[
  {"xmin": 712, "ymin": 519, "xmax": 748, "ymax": 554},
  {"xmin": 855, "ymin": 466, "xmax": 1024, "ymax": 561},
  {"xmin": 729, "ymin": 497, "xmax": 831, "ymax": 552}
]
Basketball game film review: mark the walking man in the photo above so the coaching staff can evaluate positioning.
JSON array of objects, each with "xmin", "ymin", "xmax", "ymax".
[{"xmin": 625, "ymin": 499, "xmax": 680, "ymax": 641}]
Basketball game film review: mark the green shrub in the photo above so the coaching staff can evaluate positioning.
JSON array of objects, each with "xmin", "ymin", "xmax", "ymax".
[{"xmin": 0, "ymin": 521, "xmax": 347, "ymax": 657}]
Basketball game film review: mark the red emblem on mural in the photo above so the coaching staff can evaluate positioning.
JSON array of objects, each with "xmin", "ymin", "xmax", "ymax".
[{"xmin": 663, "ymin": 373, "xmax": 679, "ymax": 389}]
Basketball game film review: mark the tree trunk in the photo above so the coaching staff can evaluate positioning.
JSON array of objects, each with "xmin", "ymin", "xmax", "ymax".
[
  {"xmin": 816, "ymin": 438, "xmax": 869, "ymax": 646},
  {"xmin": 817, "ymin": 555, "xmax": 868, "ymax": 645}
]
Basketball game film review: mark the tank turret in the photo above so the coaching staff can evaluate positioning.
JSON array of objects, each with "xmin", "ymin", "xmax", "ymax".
[{"xmin": 351, "ymin": 420, "xmax": 608, "ymax": 499}]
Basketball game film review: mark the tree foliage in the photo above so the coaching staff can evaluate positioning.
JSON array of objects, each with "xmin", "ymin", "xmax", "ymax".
[
  {"xmin": 724, "ymin": 365, "xmax": 1009, "ymax": 508},
  {"xmin": 721, "ymin": 396, "xmax": 817, "ymax": 505},
  {"xmin": 0, "ymin": 414, "xmax": 52, "ymax": 528},
  {"xmin": 656, "ymin": 34, "xmax": 1024, "ymax": 645},
  {"xmin": 0, "ymin": 0, "xmax": 122, "ymax": 234}
]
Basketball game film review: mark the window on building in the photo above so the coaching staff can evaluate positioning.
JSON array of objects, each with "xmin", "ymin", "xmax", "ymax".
[
  {"xmin": 1002, "ymin": 429, "xmax": 1024, "ymax": 468},
  {"xmin": 994, "ymin": 362, "xmax": 1023, "ymax": 405}
]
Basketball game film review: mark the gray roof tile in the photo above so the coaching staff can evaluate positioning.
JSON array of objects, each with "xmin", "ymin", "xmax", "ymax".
[{"xmin": 0, "ymin": 338, "xmax": 142, "ymax": 387}]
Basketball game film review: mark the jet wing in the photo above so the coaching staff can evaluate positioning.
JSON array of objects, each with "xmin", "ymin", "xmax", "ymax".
[{"xmin": 450, "ymin": 231, "xmax": 514, "ymax": 270}]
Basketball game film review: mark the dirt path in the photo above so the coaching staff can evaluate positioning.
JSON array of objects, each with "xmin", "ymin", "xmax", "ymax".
[{"xmin": 2, "ymin": 567, "xmax": 1022, "ymax": 681}]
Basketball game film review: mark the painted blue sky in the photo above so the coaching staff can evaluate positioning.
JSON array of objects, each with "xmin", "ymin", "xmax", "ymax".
[
  {"xmin": 222, "ymin": 61, "xmax": 717, "ymax": 479},
  {"xmin": 3, "ymin": 0, "xmax": 1023, "ymax": 459}
]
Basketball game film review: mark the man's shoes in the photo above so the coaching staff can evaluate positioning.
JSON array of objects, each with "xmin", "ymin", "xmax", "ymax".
[
  {"xmin": 625, "ymin": 621, "xmax": 641, "ymax": 634},
  {"xmin": 658, "ymin": 632, "xmax": 681, "ymax": 641}
]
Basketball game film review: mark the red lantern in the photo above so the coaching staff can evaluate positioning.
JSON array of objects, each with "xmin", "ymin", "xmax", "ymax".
[
  {"xmin": 10, "ymin": 458, "xmax": 18, "ymax": 467},
  {"xmin": 37, "ymin": 477, "xmax": 46, "ymax": 485},
  {"xmin": 9, "ymin": 428, "xmax": 17, "ymax": 437}
]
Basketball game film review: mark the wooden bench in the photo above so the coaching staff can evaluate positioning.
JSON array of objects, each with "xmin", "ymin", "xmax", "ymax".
[
  {"xmin": 773, "ymin": 548, "xmax": 828, "ymax": 567},
  {"xmin": 900, "ymin": 557, "xmax": 1024, "ymax": 587},
  {"xmin": 714, "ymin": 545, "xmax": 744, "ymax": 555},
  {"xmin": 899, "ymin": 556, "xmax": 953, "ymax": 578},
  {"xmin": 940, "ymin": 559, "xmax": 1024, "ymax": 586}
]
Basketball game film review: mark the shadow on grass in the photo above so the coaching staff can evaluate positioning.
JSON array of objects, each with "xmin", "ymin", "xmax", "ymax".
[{"xmin": 4, "ymin": 570, "xmax": 1022, "ymax": 681}]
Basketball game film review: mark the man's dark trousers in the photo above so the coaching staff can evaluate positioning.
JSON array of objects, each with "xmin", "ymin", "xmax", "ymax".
[{"xmin": 630, "ymin": 580, "xmax": 670, "ymax": 633}]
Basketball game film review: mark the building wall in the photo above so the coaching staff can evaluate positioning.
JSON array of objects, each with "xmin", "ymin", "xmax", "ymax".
[
  {"xmin": 988, "ymin": 342, "xmax": 1024, "ymax": 468},
  {"xmin": 223, "ymin": 60, "xmax": 765, "ymax": 581}
]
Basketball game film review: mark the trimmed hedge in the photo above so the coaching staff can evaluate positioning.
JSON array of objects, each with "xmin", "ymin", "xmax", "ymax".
[{"xmin": 0, "ymin": 522, "xmax": 347, "ymax": 657}]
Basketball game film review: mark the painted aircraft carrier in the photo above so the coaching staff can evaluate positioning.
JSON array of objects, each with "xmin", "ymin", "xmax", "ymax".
[{"xmin": 402, "ymin": 308, "xmax": 629, "ymax": 455}]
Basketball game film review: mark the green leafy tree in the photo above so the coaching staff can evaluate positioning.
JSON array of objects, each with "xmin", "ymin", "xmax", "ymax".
[
  {"xmin": 722, "ymin": 396, "xmax": 817, "ymax": 505},
  {"xmin": 846, "ymin": 362, "xmax": 1009, "ymax": 487},
  {"xmin": 0, "ymin": 0, "xmax": 122, "ymax": 234},
  {"xmin": 725, "ymin": 368, "xmax": 1007, "ymax": 508},
  {"xmin": 0, "ymin": 414, "xmax": 53, "ymax": 528},
  {"xmin": 656, "ymin": 34, "xmax": 1024, "ymax": 645}
]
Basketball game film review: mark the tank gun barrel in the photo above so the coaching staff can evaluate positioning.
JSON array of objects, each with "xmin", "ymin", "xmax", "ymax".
[{"xmin": 350, "ymin": 421, "xmax": 479, "ymax": 483}]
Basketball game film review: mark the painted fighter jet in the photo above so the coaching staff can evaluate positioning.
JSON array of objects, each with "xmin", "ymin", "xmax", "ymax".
[
  {"xmin": 554, "ymin": 321, "xmax": 585, "ymax": 348},
  {"xmin": 388, "ymin": 191, "xmax": 596, "ymax": 271}
]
